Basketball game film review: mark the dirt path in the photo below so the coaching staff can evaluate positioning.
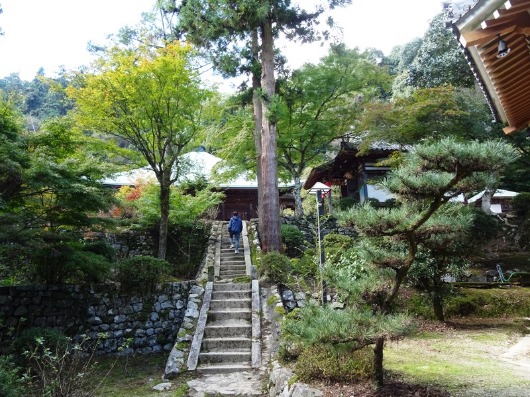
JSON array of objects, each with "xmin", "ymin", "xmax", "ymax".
[{"xmin": 501, "ymin": 335, "xmax": 530, "ymax": 374}]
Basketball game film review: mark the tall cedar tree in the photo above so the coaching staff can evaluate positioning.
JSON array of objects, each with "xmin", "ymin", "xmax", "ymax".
[{"xmin": 171, "ymin": 0, "xmax": 352, "ymax": 252}]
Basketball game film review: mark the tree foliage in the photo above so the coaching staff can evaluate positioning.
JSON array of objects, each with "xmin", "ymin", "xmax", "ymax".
[
  {"xmin": 358, "ymin": 86, "xmax": 502, "ymax": 151},
  {"xmin": 173, "ymin": 0, "xmax": 353, "ymax": 252},
  {"xmin": 284, "ymin": 138, "xmax": 517, "ymax": 386},
  {"xmin": 0, "ymin": 100, "xmax": 114, "ymax": 285},
  {"xmin": 0, "ymin": 70, "xmax": 71, "ymax": 131},
  {"xmin": 334, "ymin": 137, "xmax": 517, "ymax": 385},
  {"xmin": 276, "ymin": 45, "xmax": 392, "ymax": 218},
  {"xmin": 67, "ymin": 41, "xmax": 211, "ymax": 259},
  {"xmin": 396, "ymin": 13, "xmax": 474, "ymax": 92}
]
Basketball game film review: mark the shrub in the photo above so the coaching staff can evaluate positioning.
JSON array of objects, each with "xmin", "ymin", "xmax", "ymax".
[
  {"xmin": 292, "ymin": 249, "xmax": 319, "ymax": 279},
  {"xmin": 323, "ymin": 234, "xmax": 354, "ymax": 249},
  {"xmin": 30, "ymin": 242, "xmax": 112, "ymax": 284},
  {"xmin": 444, "ymin": 288, "xmax": 530, "ymax": 318},
  {"xmin": 166, "ymin": 221, "xmax": 210, "ymax": 278},
  {"xmin": 0, "ymin": 355, "xmax": 24, "ymax": 397},
  {"xmin": 14, "ymin": 327, "xmax": 69, "ymax": 361},
  {"xmin": 294, "ymin": 344, "xmax": 372, "ymax": 382},
  {"xmin": 396, "ymin": 289, "xmax": 435, "ymax": 319},
  {"xmin": 281, "ymin": 224, "xmax": 305, "ymax": 257},
  {"xmin": 511, "ymin": 192, "xmax": 530, "ymax": 216},
  {"xmin": 339, "ymin": 197, "xmax": 358, "ymax": 210},
  {"xmin": 259, "ymin": 251, "xmax": 292, "ymax": 284},
  {"xmin": 114, "ymin": 256, "xmax": 171, "ymax": 294},
  {"xmin": 470, "ymin": 208, "xmax": 500, "ymax": 241},
  {"xmin": 323, "ymin": 234, "xmax": 354, "ymax": 267},
  {"xmin": 22, "ymin": 334, "xmax": 99, "ymax": 397},
  {"xmin": 83, "ymin": 240, "xmax": 117, "ymax": 262}
]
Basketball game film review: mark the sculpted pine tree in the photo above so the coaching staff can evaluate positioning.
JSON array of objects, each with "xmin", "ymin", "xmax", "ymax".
[
  {"xmin": 172, "ymin": 0, "xmax": 352, "ymax": 252},
  {"xmin": 338, "ymin": 138, "xmax": 518, "ymax": 385},
  {"xmin": 67, "ymin": 42, "xmax": 209, "ymax": 259},
  {"xmin": 282, "ymin": 138, "xmax": 518, "ymax": 387}
]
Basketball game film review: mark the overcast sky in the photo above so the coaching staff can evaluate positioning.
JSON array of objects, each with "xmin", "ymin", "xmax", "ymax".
[{"xmin": 0, "ymin": 0, "xmax": 444, "ymax": 82}]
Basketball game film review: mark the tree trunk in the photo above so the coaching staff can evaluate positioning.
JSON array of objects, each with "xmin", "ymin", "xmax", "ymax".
[
  {"xmin": 432, "ymin": 292, "xmax": 445, "ymax": 322},
  {"xmin": 293, "ymin": 175, "xmax": 303, "ymax": 219},
  {"xmin": 373, "ymin": 336, "xmax": 385, "ymax": 387},
  {"xmin": 259, "ymin": 13, "xmax": 281, "ymax": 252},
  {"xmin": 251, "ymin": 29, "xmax": 264, "ymax": 238},
  {"xmin": 481, "ymin": 188, "xmax": 494, "ymax": 215},
  {"xmin": 158, "ymin": 173, "xmax": 171, "ymax": 259}
]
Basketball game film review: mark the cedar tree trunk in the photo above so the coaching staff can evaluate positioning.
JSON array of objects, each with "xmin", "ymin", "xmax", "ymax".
[
  {"xmin": 259, "ymin": 13, "xmax": 281, "ymax": 252},
  {"xmin": 252, "ymin": 29, "xmax": 264, "ymax": 236}
]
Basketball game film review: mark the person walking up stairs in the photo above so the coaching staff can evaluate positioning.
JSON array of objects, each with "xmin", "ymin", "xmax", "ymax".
[{"xmin": 228, "ymin": 211, "xmax": 243, "ymax": 254}]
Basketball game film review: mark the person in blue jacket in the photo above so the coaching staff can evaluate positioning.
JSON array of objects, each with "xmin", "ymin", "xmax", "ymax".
[{"xmin": 228, "ymin": 211, "xmax": 243, "ymax": 253}]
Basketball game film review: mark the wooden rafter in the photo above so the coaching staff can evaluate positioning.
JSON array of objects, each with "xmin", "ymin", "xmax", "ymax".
[{"xmin": 454, "ymin": 0, "xmax": 530, "ymax": 134}]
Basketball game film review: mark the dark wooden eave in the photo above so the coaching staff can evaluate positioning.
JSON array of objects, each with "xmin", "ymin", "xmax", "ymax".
[
  {"xmin": 303, "ymin": 143, "xmax": 400, "ymax": 189},
  {"xmin": 452, "ymin": 0, "xmax": 530, "ymax": 134}
]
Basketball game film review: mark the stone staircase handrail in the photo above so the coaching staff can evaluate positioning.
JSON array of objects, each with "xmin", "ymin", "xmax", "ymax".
[{"xmin": 187, "ymin": 281, "xmax": 213, "ymax": 371}]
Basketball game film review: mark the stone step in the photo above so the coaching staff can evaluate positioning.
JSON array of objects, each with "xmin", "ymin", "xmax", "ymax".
[
  {"xmin": 221, "ymin": 253, "xmax": 245, "ymax": 259},
  {"xmin": 212, "ymin": 290, "xmax": 251, "ymax": 300},
  {"xmin": 196, "ymin": 363, "xmax": 252, "ymax": 374},
  {"xmin": 208, "ymin": 309, "xmax": 251, "ymax": 323},
  {"xmin": 203, "ymin": 324, "xmax": 252, "ymax": 338},
  {"xmin": 219, "ymin": 272, "xmax": 247, "ymax": 279},
  {"xmin": 199, "ymin": 351, "xmax": 252, "ymax": 365},
  {"xmin": 220, "ymin": 258, "xmax": 246, "ymax": 263},
  {"xmin": 219, "ymin": 264, "xmax": 246, "ymax": 272},
  {"xmin": 221, "ymin": 258, "xmax": 244, "ymax": 263},
  {"xmin": 213, "ymin": 283, "xmax": 250, "ymax": 291},
  {"xmin": 201, "ymin": 337, "xmax": 252, "ymax": 351},
  {"xmin": 220, "ymin": 254, "xmax": 244, "ymax": 259},
  {"xmin": 219, "ymin": 266, "xmax": 246, "ymax": 272},
  {"xmin": 209, "ymin": 298, "xmax": 251, "ymax": 310}
]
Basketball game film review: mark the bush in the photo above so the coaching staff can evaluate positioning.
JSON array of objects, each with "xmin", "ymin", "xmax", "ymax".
[
  {"xmin": 290, "ymin": 251, "xmax": 318, "ymax": 279},
  {"xmin": 281, "ymin": 224, "xmax": 305, "ymax": 257},
  {"xmin": 259, "ymin": 251, "xmax": 292, "ymax": 283},
  {"xmin": 295, "ymin": 344, "xmax": 372, "ymax": 382},
  {"xmin": 13, "ymin": 327, "xmax": 69, "ymax": 360},
  {"xmin": 470, "ymin": 208, "xmax": 500, "ymax": 241},
  {"xmin": 323, "ymin": 234, "xmax": 354, "ymax": 267},
  {"xmin": 30, "ymin": 242, "xmax": 112, "ymax": 284},
  {"xmin": 166, "ymin": 221, "xmax": 210, "ymax": 278},
  {"xmin": 323, "ymin": 234, "xmax": 354, "ymax": 249},
  {"xmin": 339, "ymin": 197, "xmax": 358, "ymax": 210},
  {"xmin": 21, "ymin": 334, "xmax": 99, "ymax": 397},
  {"xmin": 511, "ymin": 192, "xmax": 530, "ymax": 216},
  {"xmin": 0, "ymin": 355, "xmax": 24, "ymax": 397},
  {"xmin": 83, "ymin": 240, "xmax": 117, "ymax": 262},
  {"xmin": 114, "ymin": 256, "xmax": 171, "ymax": 294},
  {"xmin": 444, "ymin": 288, "xmax": 530, "ymax": 318}
]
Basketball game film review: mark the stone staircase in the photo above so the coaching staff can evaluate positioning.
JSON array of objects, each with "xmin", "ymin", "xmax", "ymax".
[
  {"xmin": 188, "ymin": 221, "xmax": 261, "ymax": 374},
  {"xmin": 218, "ymin": 227, "xmax": 247, "ymax": 279},
  {"xmin": 198, "ymin": 282, "xmax": 253, "ymax": 372}
]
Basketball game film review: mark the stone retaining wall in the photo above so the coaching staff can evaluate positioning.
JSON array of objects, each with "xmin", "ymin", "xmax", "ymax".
[{"xmin": 0, "ymin": 282, "xmax": 201, "ymax": 355}]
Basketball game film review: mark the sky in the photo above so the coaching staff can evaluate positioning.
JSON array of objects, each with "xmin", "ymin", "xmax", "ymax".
[{"xmin": 0, "ymin": 0, "xmax": 444, "ymax": 82}]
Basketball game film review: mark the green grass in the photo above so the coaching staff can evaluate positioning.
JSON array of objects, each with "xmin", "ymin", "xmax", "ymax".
[
  {"xmin": 385, "ymin": 325, "xmax": 530, "ymax": 396},
  {"xmin": 87, "ymin": 354, "xmax": 191, "ymax": 397}
]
